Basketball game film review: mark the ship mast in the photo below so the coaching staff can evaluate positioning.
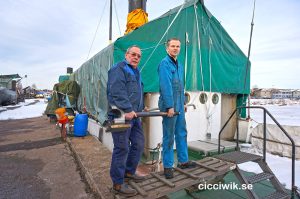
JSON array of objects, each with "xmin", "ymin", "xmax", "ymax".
[
  {"xmin": 109, "ymin": 0, "xmax": 113, "ymax": 43},
  {"xmin": 128, "ymin": 0, "xmax": 147, "ymax": 12}
]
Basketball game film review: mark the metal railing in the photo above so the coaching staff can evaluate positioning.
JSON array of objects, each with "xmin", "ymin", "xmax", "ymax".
[{"xmin": 217, "ymin": 106, "xmax": 297, "ymax": 198}]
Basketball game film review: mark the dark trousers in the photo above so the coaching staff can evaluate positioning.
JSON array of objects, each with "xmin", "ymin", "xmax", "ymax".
[{"xmin": 110, "ymin": 118, "xmax": 144, "ymax": 185}]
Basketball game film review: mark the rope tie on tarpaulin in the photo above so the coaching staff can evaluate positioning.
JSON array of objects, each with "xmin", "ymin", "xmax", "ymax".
[
  {"xmin": 193, "ymin": 3, "xmax": 204, "ymax": 92},
  {"xmin": 114, "ymin": 3, "xmax": 185, "ymax": 67},
  {"xmin": 184, "ymin": 32, "xmax": 189, "ymax": 87},
  {"xmin": 205, "ymin": 37, "xmax": 216, "ymax": 137},
  {"xmin": 114, "ymin": 43, "xmax": 166, "ymax": 52},
  {"xmin": 138, "ymin": 1, "xmax": 187, "ymax": 152},
  {"xmin": 185, "ymin": 4, "xmax": 204, "ymax": 104},
  {"xmin": 194, "ymin": 3, "xmax": 218, "ymax": 138},
  {"xmin": 183, "ymin": 4, "xmax": 188, "ymax": 86},
  {"xmin": 140, "ymin": 2, "xmax": 186, "ymax": 72}
]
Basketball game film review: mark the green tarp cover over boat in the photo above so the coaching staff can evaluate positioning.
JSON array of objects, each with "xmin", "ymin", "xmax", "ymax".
[
  {"xmin": 71, "ymin": 0, "xmax": 250, "ymax": 124},
  {"xmin": 45, "ymin": 80, "xmax": 80, "ymax": 115}
]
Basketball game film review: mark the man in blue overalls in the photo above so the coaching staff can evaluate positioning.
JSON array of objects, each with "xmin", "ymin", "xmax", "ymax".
[
  {"xmin": 158, "ymin": 38, "xmax": 196, "ymax": 179},
  {"xmin": 107, "ymin": 45, "xmax": 145, "ymax": 196}
]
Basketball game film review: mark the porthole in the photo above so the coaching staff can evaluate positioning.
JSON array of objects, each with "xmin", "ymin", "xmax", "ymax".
[
  {"xmin": 212, "ymin": 93, "xmax": 219, "ymax": 104},
  {"xmin": 184, "ymin": 92, "xmax": 191, "ymax": 104},
  {"xmin": 199, "ymin": 93, "xmax": 207, "ymax": 104}
]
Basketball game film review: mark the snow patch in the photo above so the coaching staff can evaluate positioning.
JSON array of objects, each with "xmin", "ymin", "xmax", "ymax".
[{"xmin": 0, "ymin": 99, "xmax": 47, "ymax": 120}]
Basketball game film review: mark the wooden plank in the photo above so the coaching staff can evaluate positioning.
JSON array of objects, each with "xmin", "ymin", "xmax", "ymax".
[
  {"xmin": 203, "ymin": 157, "xmax": 215, "ymax": 161},
  {"xmin": 172, "ymin": 172, "xmax": 189, "ymax": 181},
  {"xmin": 139, "ymin": 178, "xmax": 159, "ymax": 187},
  {"xmin": 128, "ymin": 181, "xmax": 148, "ymax": 197},
  {"xmin": 150, "ymin": 172, "xmax": 175, "ymax": 187},
  {"xmin": 143, "ymin": 184, "xmax": 163, "ymax": 192},
  {"xmin": 204, "ymin": 159, "xmax": 221, "ymax": 166},
  {"xmin": 174, "ymin": 167, "xmax": 199, "ymax": 179},
  {"xmin": 211, "ymin": 162, "xmax": 229, "ymax": 169},
  {"xmin": 199, "ymin": 157, "xmax": 215, "ymax": 164},
  {"xmin": 193, "ymin": 161, "xmax": 219, "ymax": 171},
  {"xmin": 193, "ymin": 169, "xmax": 211, "ymax": 177}
]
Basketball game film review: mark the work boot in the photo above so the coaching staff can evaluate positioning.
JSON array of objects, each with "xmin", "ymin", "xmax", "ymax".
[
  {"xmin": 164, "ymin": 168, "xmax": 174, "ymax": 179},
  {"xmin": 112, "ymin": 184, "xmax": 137, "ymax": 196},
  {"xmin": 177, "ymin": 161, "xmax": 197, "ymax": 169},
  {"xmin": 125, "ymin": 173, "xmax": 145, "ymax": 182}
]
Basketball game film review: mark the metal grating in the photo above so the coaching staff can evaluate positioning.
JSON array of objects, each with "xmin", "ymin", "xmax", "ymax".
[
  {"xmin": 246, "ymin": 172, "xmax": 274, "ymax": 184},
  {"xmin": 262, "ymin": 191, "xmax": 290, "ymax": 199},
  {"xmin": 214, "ymin": 151, "xmax": 262, "ymax": 164}
]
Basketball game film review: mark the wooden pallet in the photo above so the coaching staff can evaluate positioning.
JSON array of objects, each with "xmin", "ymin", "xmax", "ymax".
[{"xmin": 114, "ymin": 157, "xmax": 235, "ymax": 199}]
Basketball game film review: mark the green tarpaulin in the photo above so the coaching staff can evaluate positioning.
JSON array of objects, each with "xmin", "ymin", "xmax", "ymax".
[
  {"xmin": 45, "ymin": 80, "xmax": 80, "ymax": 115},
  {"xmin": 71, "ymin": 0, "xmax": 250, "ymax": 124}
]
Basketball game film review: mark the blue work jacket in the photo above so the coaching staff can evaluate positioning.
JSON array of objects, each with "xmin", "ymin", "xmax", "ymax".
[
  {"xmin": 158, "ymin": 55, "xmax": 185, "ymax": 112},
  {"xmin": 107, "ymin": 60, "xmax": 144, "ymax": 116}
]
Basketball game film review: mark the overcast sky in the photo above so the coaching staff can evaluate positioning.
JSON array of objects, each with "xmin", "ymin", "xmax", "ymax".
[{"xmin": 0, "ymin": 0, "xmax": 299, "ymax": 89}]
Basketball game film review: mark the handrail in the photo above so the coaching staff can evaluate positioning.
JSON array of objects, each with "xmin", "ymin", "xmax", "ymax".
[{"xmin": 218, "ymin": 106, "xmax": 297, "ymax": 198}]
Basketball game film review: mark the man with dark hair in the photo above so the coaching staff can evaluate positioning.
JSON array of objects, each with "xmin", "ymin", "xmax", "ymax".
[
  {"xmin": 107, "ymin": 45, "xmax": 145, "ymax": 196},
  {"xmin": 158, "ymin": 38, "xmax": 196, "ymax": 179}
]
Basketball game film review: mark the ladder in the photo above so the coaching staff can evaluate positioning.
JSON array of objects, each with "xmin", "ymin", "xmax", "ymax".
[
  {"xmin": 217, "ymin": 106, "xmax": 298, "ymax": 198},
  {"xmin": 215, "ymin": 151, "xmax": 289, "ymax": 199}
]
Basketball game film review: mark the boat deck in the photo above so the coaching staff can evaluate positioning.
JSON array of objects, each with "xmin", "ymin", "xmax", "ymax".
[
  {"xmin": 68, "ymin": 135, "xmax": 292, "ymax": 199},
  {"xmin": 169, "ymin": 171, "xmax": 292, "ymax": 199},
  {"xmin": 115, "ymin": 157, "xmax": 235, "ymax": 199},
  {"xmin": 188, "ymin": 139, "xmax": 237, "ymax": 156}
]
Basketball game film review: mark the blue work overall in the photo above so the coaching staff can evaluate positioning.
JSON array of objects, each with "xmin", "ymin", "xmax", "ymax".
[
  {"xmin": 107, "ymin": 60, "xmax": 144, "ymax": 185},
  {"xmin": 158, "ymin": 55, "xmax": 188, "ymax": 168}
]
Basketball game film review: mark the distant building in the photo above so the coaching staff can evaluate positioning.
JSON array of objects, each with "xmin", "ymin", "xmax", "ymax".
[
  {"xmin": 0, "ymin": 74, "xmax": 21, "ymax": 89},
  {"xmin": 272, "ymin": 89, "xmax": 293, "ymax": 99},
  {"xmin": 251, "ymin": 88, "xmax": 300, "ymax": 99},
  {"xmin": 23, "ymin": 86, "xmax": 35, "ymax": 99},
  {"xmin": 0, "ymin": 74, "xmax": 24, "ymax": 104},
  {"xmin": 292, "ymin": 90, "xmax": 300, "ymax": 99},
  {"xmin": 251, "ymin": 88, "xmax": 274, "ymax": 99}
]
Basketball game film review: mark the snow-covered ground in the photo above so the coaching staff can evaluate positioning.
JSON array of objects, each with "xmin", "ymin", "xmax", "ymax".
[
  {"xmin": 0, "ymin": 99, "xmax": 47, "ymax": 120},
  {"xmin": 250, "ymin": 99, "xmax": 300, "ymax": 126},
  {"xmin": 0, "ymin": 98, "xmax": 299, "ymax": 190}
]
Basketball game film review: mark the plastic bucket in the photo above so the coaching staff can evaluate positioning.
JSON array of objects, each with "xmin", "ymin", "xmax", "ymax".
[{"xmin": 73, "ymin": 114, "xmax": 88, "ymax": 137}]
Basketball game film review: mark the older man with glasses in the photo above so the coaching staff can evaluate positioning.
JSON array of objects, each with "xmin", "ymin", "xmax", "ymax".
[{"xmin": 107, "ymin": 45, "xmax": 145, "ymax": 196}]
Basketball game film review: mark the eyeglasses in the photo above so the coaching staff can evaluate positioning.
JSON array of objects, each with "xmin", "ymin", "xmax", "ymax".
[{"xmin": 128, "ymin": 51, "xmax": 141, "ymax": 59}]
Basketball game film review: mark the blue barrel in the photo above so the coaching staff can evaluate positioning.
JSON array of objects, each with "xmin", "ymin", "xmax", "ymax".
[{"xmin": 74, "ymin": 114, "xmax": 88, "ymax": 137}]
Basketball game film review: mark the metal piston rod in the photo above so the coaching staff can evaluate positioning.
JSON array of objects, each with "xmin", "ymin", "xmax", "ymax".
[{"xmin": 105, "ymin": 107, "xmax": 179, "ymax": 132}]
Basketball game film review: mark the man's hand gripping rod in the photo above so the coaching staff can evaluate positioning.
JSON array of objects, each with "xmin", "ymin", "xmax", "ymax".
[{"xmin": 104, "ymin": 107, "xmax": 179, "ymax": 132}]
